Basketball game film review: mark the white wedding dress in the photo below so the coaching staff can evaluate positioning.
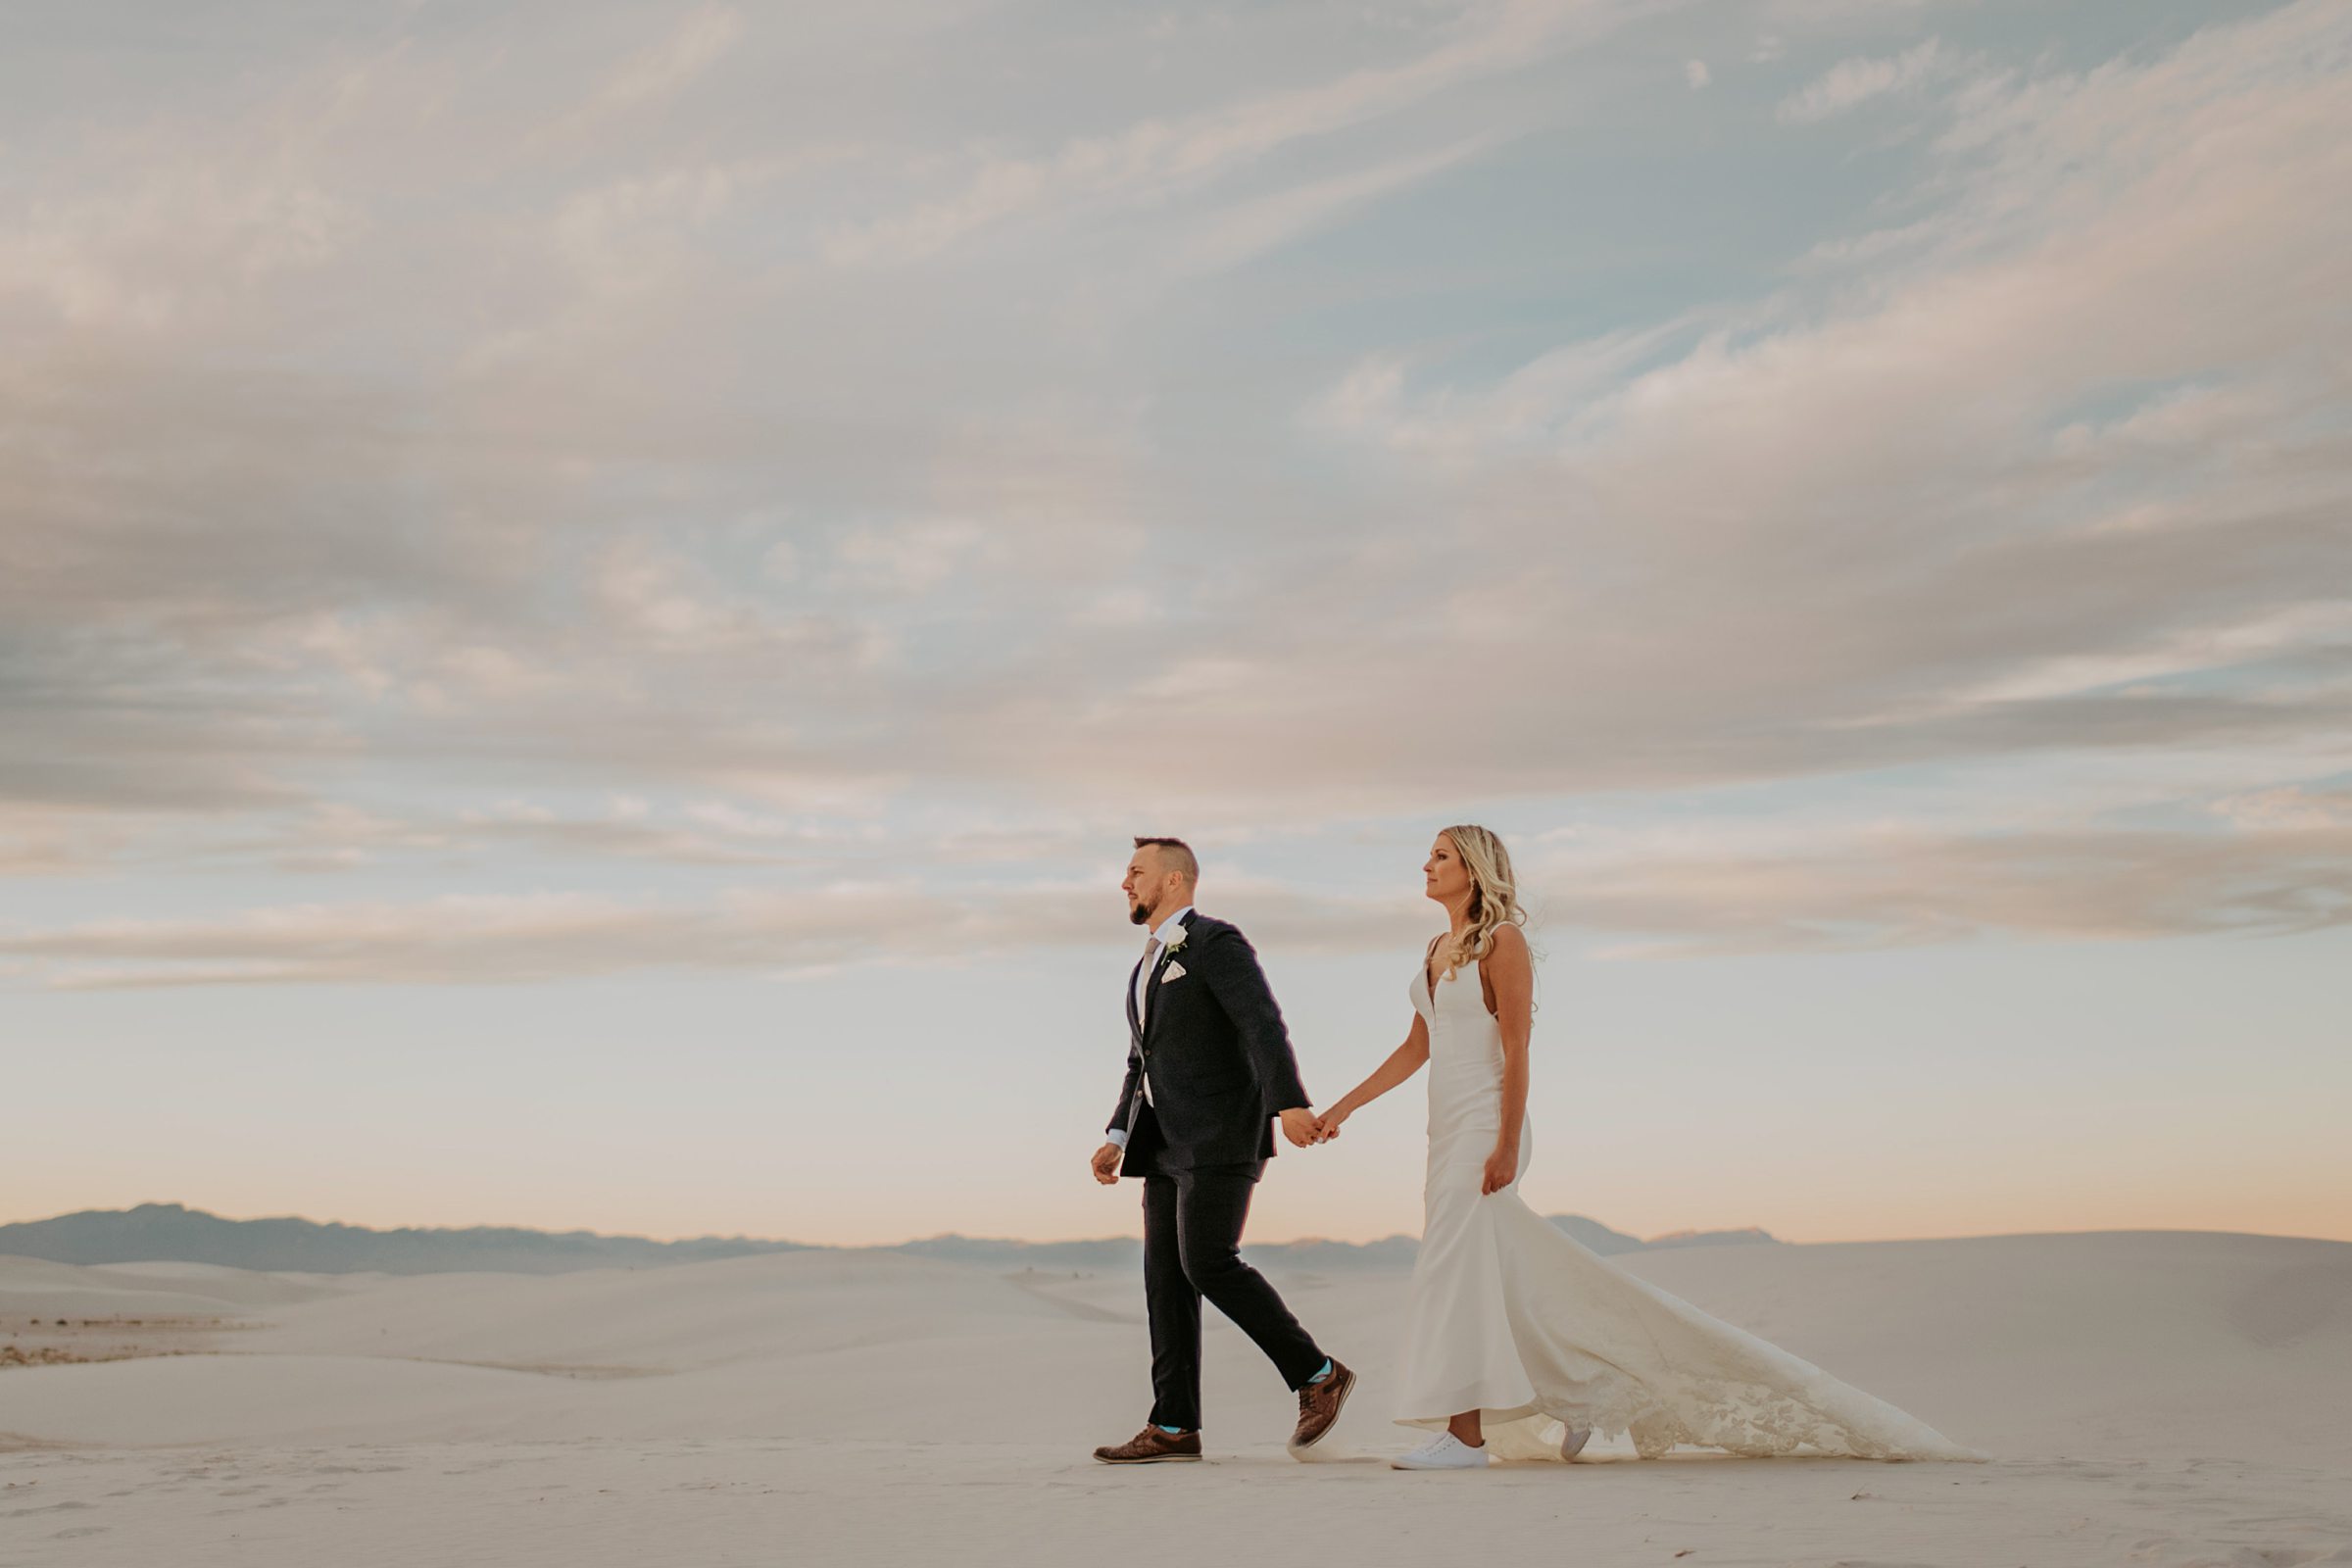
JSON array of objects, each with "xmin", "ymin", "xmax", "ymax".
[{"xmin": 1394, "ymin": 952, "xmax": 1984, "ymax": 1462}]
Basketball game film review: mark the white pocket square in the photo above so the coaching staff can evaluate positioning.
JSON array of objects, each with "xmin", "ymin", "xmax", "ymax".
[{"xmin": 1160, "ymin": 962, "xmax": 1186, "ymax": 982}]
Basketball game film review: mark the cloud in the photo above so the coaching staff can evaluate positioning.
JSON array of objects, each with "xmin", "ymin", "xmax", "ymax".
[
  {"xmin": 0, "ymin": 806, "xmax": 137, "ymax": 876},
  {"xmin": 1288, "ymin": 0, "xmax": 2352, "ymax": 805},
  {"xmin": 1543, "ymin": 821, "xmax": 2352, "ymax": 957},
  {"xmin": 0, "ymin": 172, "xmax": 361, "ymax": 331},
  {"xmin": 10, "ymin": 805, "xmax": 2346, "ymax": 987},
  {"xmin": 2210, "ymin": 786, "xmax": 2352, "ymax": 834},
  {"xmin": 602, "ymin": 6, "xmax": 743, "ymax": 111},
  {"xmin": 827, "ymin": 519, "xmax": 990, "ymax": 597},
  {"xmin": 1759, "ymin": 0, "xmax": 1945, "ymax": 24},
  {"xmin": 524, "ymin": 6, "xmax": 750, "ymax": 152},
  {"xmin": 819, "ymin": 0, "xmax": 1619, "ymax": 266},
  {"xmin": 0, "ymin": 881, "xmax": 1435, "ymax": 990},
  {"xmin": 1171, "ymin": 134, "xmax": 1502, "ymax": 275},
  {"xmin": 1308, "ymin": 314, "xmax": 1707, "ymax": 460},
  {"xmin": 1777, "ymin": 37, "xmax": 1948, "ymax": 122},
  {"xmin": 589, "ymin": 534, "xmax": 806, "ymax": 650},
  {"xmin": 3, "ymin": 1, "xmax": 2350, "ymax": 967}
]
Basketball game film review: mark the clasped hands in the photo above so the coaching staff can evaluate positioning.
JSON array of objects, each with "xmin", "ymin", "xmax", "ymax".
[
  {"xmin": 1091, "ymin": 1107, "xmax": 1347, "ymax": 1185},
  {"xmin": 1090, "ymin": 1109, "xmax": 1358, "ymax": 1155},
  {"xmin": 1280, "ymin": 1105, "xmax": 1350, "ymax": 1148},
  {"xmin": 1100, "ymin": 1107, "xmax": 1514, "ymax": 1193}
]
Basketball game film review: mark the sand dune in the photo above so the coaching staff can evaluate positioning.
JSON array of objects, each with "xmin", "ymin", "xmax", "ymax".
[{"xmin": 3, "ymin": 1231, "xmax": 2348, "ymax": 1566}]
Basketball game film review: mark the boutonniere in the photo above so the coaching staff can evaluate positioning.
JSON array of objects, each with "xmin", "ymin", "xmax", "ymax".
[
  {"xmin": 1160, "ymin": 961, "xmax": 1186, "ymax": 983},
  {"xmin": 1162, "ymin": 924, "xmax": 1189, "ymax": 955}
]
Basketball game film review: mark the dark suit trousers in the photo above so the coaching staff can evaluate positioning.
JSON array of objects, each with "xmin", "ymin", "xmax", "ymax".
[{"xmin": 1141, "ymin": 1160, "xmax": 1327, "ymax": 1432}]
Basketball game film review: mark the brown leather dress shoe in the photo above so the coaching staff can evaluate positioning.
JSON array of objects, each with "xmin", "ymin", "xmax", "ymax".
[
  {"xmin": 1093, "ymin": 1426, "xmax": 1203, "ymax": 1464},
  {"xmin": 1289, "ymin": 1359, "xmax": 1355, "ymax": 1451}
]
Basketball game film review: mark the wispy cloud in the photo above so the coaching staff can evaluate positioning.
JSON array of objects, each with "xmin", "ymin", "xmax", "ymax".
[
  {"xmin": 603, "ymin": 5, "xmax": 743, "ymax": 110},
  {"xmin": 1171, "ymin": 134, "xmax": 1504, "ymax": 275},
  {"xmin": 0, "ymin": 881, "xmax": 1434, "ymax": 990},
  {"xmin": 1777, "ymin": 37, "xmax": 1949, "ymax": 122},
  {"xmin": 820, "ymin": 0, "xmax": 1619, "ymax": 266},
  {"xmin": 10, "ymin": 802, "xmax": 2347, "ymax": 987},
  {"xmin": 1543, "ymin": 820, "xmax": 2352, "ymax": 958},
  {"xmin": 1294, "ymin": 0, "xmax": 2352, "ymax": 810},
  {"xmin": 3, "ymin": 1, "xmax": 2349, "ymax": 975}
]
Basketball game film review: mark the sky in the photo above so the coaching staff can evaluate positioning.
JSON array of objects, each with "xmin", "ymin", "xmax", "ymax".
[{"xmin": 3, "ymin": 0, "xmax": 2348, "ymax": 1250}]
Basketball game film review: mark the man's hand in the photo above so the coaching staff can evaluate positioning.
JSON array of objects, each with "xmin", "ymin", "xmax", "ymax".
[
  {"xmin": 1091, "ymin": 1143, "xmax": 1124, "ymax": 1185},
  {"xmin": 1278, "ymin": 1107, "xmax": 1321, "ymax": 1149}
]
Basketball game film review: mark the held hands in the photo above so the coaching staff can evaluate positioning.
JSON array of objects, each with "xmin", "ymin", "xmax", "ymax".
[
  {"xmin": 1480, "ymin": 1141, "xmax": 1519, "ymax": 1197},
  {"xmin": 1091, "ymin": 1142, "xmax": 1123, "ymax": 1185},
  {"xmin": 1277, "ymin": 1105, "xmax": 1351, "ymax": 1147}
]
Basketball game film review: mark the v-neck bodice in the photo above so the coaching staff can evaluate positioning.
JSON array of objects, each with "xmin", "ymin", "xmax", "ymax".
[{"xmin": 1412, "ymin": 952, "xmax": 1512, "ymax": 1156}]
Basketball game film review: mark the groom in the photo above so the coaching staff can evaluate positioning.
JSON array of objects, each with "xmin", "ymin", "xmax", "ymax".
[{"xmin": 1088, "ymin": 836, "xmax": 1354, "ymax": 1463}]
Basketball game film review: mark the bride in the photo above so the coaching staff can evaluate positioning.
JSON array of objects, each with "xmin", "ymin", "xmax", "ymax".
[{"xmin": 1311, "ymin": 825, "xmax": 1983, "ymax": 1470}]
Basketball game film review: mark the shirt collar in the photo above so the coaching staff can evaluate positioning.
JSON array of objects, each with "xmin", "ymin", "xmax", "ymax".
[{"xmin": 1151, "ymin": 905, "xmax": 1194, "ymax": 947}]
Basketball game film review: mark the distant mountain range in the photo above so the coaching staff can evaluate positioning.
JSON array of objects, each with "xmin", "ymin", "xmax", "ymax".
[
  {"xmin": 0, "ymin": 1203, "xmax": 1779, "ymax": 1277},
  {"xmin": 0, "ymin": 1203, "xmax": 817, "ymax": 1276}
]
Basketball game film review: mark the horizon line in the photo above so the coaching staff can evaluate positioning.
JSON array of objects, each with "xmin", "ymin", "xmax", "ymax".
[{"xmin": 7, "ymin": 1201, "xmax": 2348, "ymax": 1252}]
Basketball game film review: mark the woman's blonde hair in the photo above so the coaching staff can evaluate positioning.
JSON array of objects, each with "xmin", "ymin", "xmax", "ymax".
[{"xmin": 1436, "ymin": 823, "xmax": 1528, "ymax": 978}]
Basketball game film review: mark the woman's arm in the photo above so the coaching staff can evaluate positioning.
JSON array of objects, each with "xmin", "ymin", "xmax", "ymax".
[
  {"xmin": 1315, "ymin": 1012, "xmax": 1431, "ymax": 1139},
  {"xmin": 1481, "ymin": 924, "xmax": 1535, "ymax": 1194}
]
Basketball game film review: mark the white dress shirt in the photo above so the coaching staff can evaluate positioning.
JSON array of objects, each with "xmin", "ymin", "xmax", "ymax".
[
  {"xmin": 1132, "ymin": 903, "xmax": 1193, "ymax": 1022},
  {"xmin": 1107, "ymin": 904, "xmax": 1192, "ymax": 1150}
]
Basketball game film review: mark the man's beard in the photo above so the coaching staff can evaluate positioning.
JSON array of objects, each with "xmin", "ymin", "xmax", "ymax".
[{"xmin": 1129, "ymin": 898, "xmax": 1152, "ymax": 925}]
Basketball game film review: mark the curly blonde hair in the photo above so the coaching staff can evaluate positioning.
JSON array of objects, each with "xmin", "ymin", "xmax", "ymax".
[{"xmin": 1435, "ymin": 823, "xmax": 1528, "ymax": 978}]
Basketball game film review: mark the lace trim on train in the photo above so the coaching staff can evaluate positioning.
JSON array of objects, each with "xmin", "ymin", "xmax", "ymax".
[{"xmin": 1503, "ymin": 1370, "xmax": 1934, "ymax": 1461}]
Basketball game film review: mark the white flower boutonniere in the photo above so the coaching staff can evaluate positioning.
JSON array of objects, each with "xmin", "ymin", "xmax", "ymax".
[
  {"xmin": 1160, "ymin": 961, "xmax": 1186, "ymax": 983},
  {"xmin": 1162, "ymin": 924, "xmax": 1189, "ymax": 955}
]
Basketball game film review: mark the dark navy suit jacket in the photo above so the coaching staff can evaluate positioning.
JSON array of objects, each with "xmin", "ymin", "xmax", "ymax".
[{"xmin": 1106, "ymin": 910, "xmax": 1312, "ymax": 1174}]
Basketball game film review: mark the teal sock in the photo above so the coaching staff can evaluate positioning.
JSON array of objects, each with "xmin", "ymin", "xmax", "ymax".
[
  {"xmin": 1156, "ymin": 1424, "xmax": 1186, "ymax": 1435},
  {"xmin": 1306, "ymin": 1357, "xmax": 1333, "ymax": 1385}
]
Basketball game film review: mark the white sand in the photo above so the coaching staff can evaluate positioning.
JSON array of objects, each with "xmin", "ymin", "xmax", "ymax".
[{"xmin": 3, "ymin": 1231, "xmax": 2348, "ymax": 1567}]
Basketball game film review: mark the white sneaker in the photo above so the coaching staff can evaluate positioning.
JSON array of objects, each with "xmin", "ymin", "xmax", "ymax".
[
  {"xmin": 1391, "ymin": 1432, "xmax": 1491, "ymax": 1470},
  {"xmin": 1560, "ymin": 1425, "xmax": 1592, "ymax": 1460}
]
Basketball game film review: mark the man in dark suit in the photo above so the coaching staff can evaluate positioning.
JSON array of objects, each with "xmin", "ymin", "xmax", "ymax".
[{"xmin": 1088, "ymin": 836, "xmax": 1354, "ymax": 1463}]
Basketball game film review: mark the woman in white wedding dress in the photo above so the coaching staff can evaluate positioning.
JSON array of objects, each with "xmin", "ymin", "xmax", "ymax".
[{"xmin": 1312, "ymin": 825, "xmax": 1984, "ymax": 1471}]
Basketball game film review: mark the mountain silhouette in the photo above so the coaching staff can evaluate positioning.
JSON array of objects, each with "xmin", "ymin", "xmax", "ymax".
[{"xmin": 0, "ymin": 1202, "xmax": 1777, "ymax": 1276}]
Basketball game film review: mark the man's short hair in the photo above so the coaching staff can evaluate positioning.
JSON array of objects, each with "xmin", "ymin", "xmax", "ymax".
[{"xmin": 1133, "ymin": 836, "xmax": 1200, "ymax": 885}]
